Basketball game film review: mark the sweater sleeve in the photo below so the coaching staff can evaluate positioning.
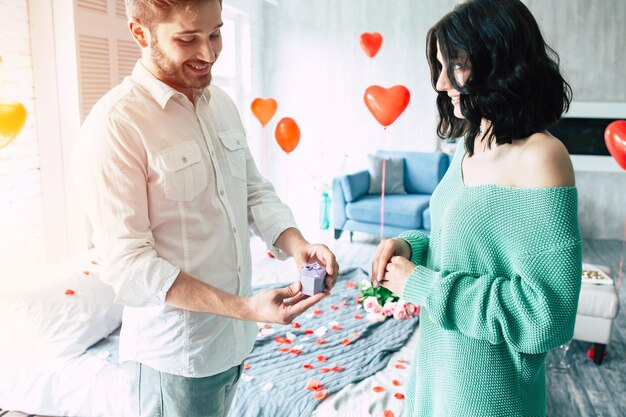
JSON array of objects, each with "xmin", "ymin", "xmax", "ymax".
[
  {"xmin": 398, "ymin": 230, "xmax": 429, "ymax": 266},
  {"xmin": 402, "ymin": 239, "xmax": 582, "ymax": 354}
]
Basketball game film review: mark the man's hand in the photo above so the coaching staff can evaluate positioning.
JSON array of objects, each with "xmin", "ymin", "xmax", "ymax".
[
  {"xmin": 292, "ymin": 243, "xmax": 339, "ymax": 294},
  {"xmin": 246, "ymin": 281, "xmax": 327, "ymax": 324},
  {"xmin": 371, "ymin": 238, "xmax": 412, "ymax": 287}
]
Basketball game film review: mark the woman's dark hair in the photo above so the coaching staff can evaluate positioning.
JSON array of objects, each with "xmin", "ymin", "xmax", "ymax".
[{"xmin": 426, "ymin": 0, "xmax": 572, "ymax": 156}]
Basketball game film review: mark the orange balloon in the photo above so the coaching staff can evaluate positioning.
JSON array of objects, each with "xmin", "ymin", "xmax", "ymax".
[
  {"xmin": 604, "ymin": 120, "xmax": 626, "ymax": 171},
  {"xmin": 364, "ymin": 85, "xmax": 411, "ymax": 127},
  {"xmin": 359, "ymin": 32, "xmax": 383, "ymax": 58},
  {"xmin": 0, "ymin": 101, "xmax": 27, "ymax": 149},
  {"xmin": 251, "ymin": 97, "xmax": 277, "ymax": 127},
  {"xmin": 275, "ymin": 117, "xmax": 300, "ymax": 154}
]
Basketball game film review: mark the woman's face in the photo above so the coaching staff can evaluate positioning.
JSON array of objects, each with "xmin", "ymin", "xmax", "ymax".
[{"xmin": 435, "ymin": 44, "xmax": 471, "ymax": 119}]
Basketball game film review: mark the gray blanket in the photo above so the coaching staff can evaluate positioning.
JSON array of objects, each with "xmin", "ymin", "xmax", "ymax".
[{"xmin": 230, "ymin": 268, "xmax": 419, "ymax": 417}]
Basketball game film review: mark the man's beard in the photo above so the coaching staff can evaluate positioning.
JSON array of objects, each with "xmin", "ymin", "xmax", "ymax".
[{"xmin": 150, "ymin": 37, "xmax": 212, "ymax": 92}]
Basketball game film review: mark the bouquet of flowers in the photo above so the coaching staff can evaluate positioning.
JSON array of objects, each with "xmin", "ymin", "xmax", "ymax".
[{"xmin": 358, "ymin": 279, "xmax": 420, "ymax": 322}]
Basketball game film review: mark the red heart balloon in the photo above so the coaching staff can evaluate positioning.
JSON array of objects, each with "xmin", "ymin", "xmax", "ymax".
[
  {"xmin": 364, "ymin": 85, "xmax": 411, "ymax": 127},
  {"xmin": 604, "ymin": 120, "xmax": 626, "ymax": 171},
  {"xmin": 359, "ymin": 32, "xmax": 383, "ymax": 58},
  {"xmin": 251, "ymin": 97, "xmax": 277, "ymax": 127},
  {"xmin": 275, "ymin": 117, "xmax": 301, "ymax": 154}
]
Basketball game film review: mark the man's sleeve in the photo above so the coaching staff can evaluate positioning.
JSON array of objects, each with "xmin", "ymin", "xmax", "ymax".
[{"xmin": 72, "ymin": 113, "xmax": 179, "ymax": 307}]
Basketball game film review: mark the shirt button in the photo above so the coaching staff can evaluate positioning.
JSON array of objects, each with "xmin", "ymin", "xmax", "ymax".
[
  {"xmin": 182, "ymin": 156, "xmax": 188, "ymax": 163},
  {"xmin": 219, "ymin": 189, "xmax": 224, "ymax": 196}
]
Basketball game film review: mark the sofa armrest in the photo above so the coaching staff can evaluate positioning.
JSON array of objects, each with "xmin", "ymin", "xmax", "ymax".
[
  {"xmin": 332, "ymin": 178, "xmax": 347, "ymax": 230},
  {"xmin": 340, "ymin": 170, "xmax": 370, "ymax": 202}
]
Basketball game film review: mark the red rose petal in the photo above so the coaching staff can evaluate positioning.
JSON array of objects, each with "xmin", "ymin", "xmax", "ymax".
[
  {"xmin": 316, "ymin": 355, "xmax": 327, "ymax": 362},
  {"xmin": 373, "ymin": 386, "xmax": 385, "ymax": 393},
  {"xmin": 356, "ymin": 296, "xmax": 363, "ymax": 304},
  {"xmin": 278, "ymin": 347, "xmax": 290, "ymax": 352},
  {"xmin": 319, "ymin": 367, "xmax": 331, "ymax": 373},
  {"xmin": 304, "ymin": 329, "xmax": 314, "ymax": 335},
  {"xmin": 65, "ymin": 289, "xmax": 75, "ymax": 295},
  {"xmin": 243, "ymin": 363, "xmax": 251, "ymax": 370},
  {"xmin": 332, "ymin": 366, "xmax": 344, "ymax": 372},
  {"xmin": 353, "ymin": 332, "xmax": 361, "ymax": 339},
  {"xmin": 340, "ymin": 300, "xmax": 348, "ymax": 307},
  {"xmin": 331, "ymin": 325, "xmax": 343, "ymax": 331},
  {"xmin": 394, "ymin": 393, "xmax": 405, "ymax": 400},
  {"xmin": 315, "ymin": 338, "xmax": 327, "ymax": 345},
  {"xmin": 305, "ymin": 379, "xmax": 323, "ymax": 391},
  {"xmin": 392, "ymin": 379, "xmax": 400, "ymax": 386},
  {"xmin": 394, "ymin": 364, "xmax": 406, "ymax": 369},
  {"xmin": 330, "ymin": 305, "xmax": 339, "ymax": 311},
  {"xmin": 292, "ymin": 322, "xmax": 301, "ymax": 328},
  {"xmin": 353, "ymin": 314, "xmax": 363, "ymax": 319},
  {"xmin": 345, "ymin": 281, "xmax": 356, "ymax": 288},
  {"xmin": 340, "ymin": 338, "xmax": 351, "ymax": 346},
  {"xmin": 314, "ymin": 390, "xmax": 327, "ymax": 400},
  {"xmin": 289, "ymin": 349, "xmax": 302, "ymax": 355},
  {"xmin": 312, "ymin": 308, "xmax": 323, "ymax": 316},
  {"xmin": 263, "ymin": 323, "xmax": 272, "ymax": 329},
  {"xmin": 384, "ymin": 410, "xmax": 395, "ymax": 417},
  {"xmin": 303, "ymin": 364, "xmax": 314, "ymax": 370}
]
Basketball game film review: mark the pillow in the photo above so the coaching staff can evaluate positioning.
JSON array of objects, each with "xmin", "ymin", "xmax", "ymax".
[
  {"xmin": 367, "ymin": 154, "xmax": 407, "ymax": 195},
  {"xmin": 0, "ymin": 250, "xmax": 123, "ymax": 363}
]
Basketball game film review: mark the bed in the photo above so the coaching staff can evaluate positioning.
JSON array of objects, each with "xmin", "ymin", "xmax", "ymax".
[{"xmin": 0, "ymin": 248, "xmax": 419, "ymax": 417}]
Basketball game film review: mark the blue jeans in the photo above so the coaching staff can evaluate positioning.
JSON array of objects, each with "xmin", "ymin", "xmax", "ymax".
[{"xmin": 134, "ymin": 362, "xmax": 242, "ymax": 417}]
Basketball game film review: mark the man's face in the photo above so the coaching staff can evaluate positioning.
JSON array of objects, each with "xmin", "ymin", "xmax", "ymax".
[{"xmin": 146, "ymin": 0, "xmax": 223, "ymax": 97}]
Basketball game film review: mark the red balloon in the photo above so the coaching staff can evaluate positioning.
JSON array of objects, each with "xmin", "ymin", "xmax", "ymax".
[
  {"xmin": 275, "ymin": 117, "xmax": 301, "ymax": 154},
  {"xmin": 605, "ymin": 120, "xmax": 626, "ymax": 170},
  {"xmin": 251, "ymin": 97, "xmax": 277, "ymax": 127},
  {"xmin": 359, "ymin": 32, "xmax": 383, "ymax": 58},
  {"xmin": 364, "ymin": 85, "xmax": 411, "ymax": 127}
]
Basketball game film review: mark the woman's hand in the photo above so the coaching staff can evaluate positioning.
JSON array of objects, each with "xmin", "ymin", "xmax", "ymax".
[
  {"xmin": 371, "ymin": 238, "xmax": 412, "ymax": 286},
  {"xmin": 377, "ymin": 256, "xmax": 416, "ymax": 297}
]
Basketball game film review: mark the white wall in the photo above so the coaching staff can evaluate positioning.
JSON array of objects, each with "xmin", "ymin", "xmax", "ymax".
[{"xmin": 0, "ymin": 0, "xmax": 46, "ymax": 276}]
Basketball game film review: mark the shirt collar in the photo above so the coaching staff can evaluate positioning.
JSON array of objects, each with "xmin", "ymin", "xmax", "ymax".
[{"xmin": 131, "ymin": 60, "xmax": 211, "ymax": 109}]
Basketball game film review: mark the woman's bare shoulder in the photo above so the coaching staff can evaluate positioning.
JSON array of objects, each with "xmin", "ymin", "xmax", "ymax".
[{"xmin": 515, "ymin": 132, "xmax": 575, "ymax": 188}]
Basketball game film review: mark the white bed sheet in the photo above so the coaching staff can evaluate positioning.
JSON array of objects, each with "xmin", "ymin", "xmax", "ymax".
[{"xmin": 0, "ymin": 330, "xmax": 135, "ymax": 417}]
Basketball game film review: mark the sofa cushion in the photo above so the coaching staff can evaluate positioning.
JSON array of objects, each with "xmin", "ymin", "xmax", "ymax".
[
  {"xmin": 346, "ymin": 194, "xmax": 430, "ymax": 229},
  {"xmin": 340, "ymin": 170, "xmax": 370, "ymax": 203},
  {"xmin": 376, "ymin": 151, "xmax": 449, "ymax": 194},
  {"xmin": 422, "ymin": 206, "xmax": 431, "ymax": 231},
  {"xmin": 367, "ymin": 155, "xmax": 407, "ymax": 195}
]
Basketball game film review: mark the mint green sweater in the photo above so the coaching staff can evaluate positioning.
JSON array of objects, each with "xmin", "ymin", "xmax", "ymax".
[{"xmin": 399, "ymin": 146, "xmax": 582, "ymax": 417}]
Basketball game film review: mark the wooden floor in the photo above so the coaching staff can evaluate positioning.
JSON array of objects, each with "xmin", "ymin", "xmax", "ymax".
[{"xmin": 327, "ymin": 234, "xmax": 626, "ymax": 417}]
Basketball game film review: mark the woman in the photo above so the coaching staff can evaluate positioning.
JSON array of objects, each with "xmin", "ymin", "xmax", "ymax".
[{"xmin": 371, "ymin": 1, "xmax": 582, "ymax": 416}]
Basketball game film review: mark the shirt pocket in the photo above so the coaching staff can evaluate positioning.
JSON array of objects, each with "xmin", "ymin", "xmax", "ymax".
[
  {"xmin": 158, "ymin": 141, "xmax": 207, "ymax": 202},
  {"xmin": 218, "ymin": 130, "xmax": 247, "ymax": 181}
]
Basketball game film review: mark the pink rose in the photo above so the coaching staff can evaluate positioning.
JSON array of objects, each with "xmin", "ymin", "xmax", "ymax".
[
  {"xmin": 383, "ymin": 301, "xmax": 397, "ymax": 317},
  {"xmin": 363, "ymin": 296, "xmax": 381, "ymax": 313},
  {"xmin": 366, "ymin": 311, "xmax": 386, "ymax": 322}
]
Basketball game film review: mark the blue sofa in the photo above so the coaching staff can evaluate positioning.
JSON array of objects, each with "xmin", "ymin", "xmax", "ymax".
[{"xmin": 332, "ymin": 151, "xmax": 450, "ymax": 239}]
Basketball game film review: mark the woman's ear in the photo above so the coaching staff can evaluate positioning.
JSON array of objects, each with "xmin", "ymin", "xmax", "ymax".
[{"xmin": 128, "ymin": 20, "xmax": 150, "ymax": 48}]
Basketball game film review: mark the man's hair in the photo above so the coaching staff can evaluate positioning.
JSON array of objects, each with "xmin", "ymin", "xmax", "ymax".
[
  {"xmin": 125, "ymin": 0, "xmax": 222, "ymax": 29},
  {"xmin": 426, "ymin": 0, "xmax": 572, "ymax": 156}
]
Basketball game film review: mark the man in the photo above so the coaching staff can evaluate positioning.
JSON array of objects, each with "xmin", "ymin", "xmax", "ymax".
[{"xmin": 72, "ymin": 1, "xmax": 338, "ymax": 416}]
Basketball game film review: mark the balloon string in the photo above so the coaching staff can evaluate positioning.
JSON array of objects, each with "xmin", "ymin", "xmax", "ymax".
[
  {"xmin": 618, "ymin": 216, "xmax": 625, "ymax": 291},
  {"xmin": 380, "ymin": 158, "xmax": 386, "ymax": 240}
]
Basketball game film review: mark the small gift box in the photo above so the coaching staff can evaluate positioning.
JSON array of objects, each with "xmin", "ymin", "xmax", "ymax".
[{"xmin": 300, "ymin": 262, "xmax": 327, "ymax": 296}]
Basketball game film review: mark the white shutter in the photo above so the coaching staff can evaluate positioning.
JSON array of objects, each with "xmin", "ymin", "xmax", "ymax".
[{"xmin": 75, "ymin": 0, "xmax": 140, "ymax": 121}]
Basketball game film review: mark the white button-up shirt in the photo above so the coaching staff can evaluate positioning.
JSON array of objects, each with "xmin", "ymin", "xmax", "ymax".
[{"xmin": 72, "ymin": 62, "xmax": 297, "ymax": 377}]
